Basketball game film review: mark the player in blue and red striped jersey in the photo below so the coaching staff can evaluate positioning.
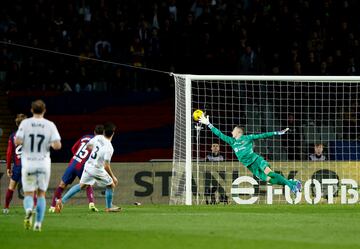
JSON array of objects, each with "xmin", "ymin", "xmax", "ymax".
[
  {"xmin": 3, "ymin": 114, "xmax": 28, "ymax": 214},
  {"xmin": 49, "ymin": 125, "xmax": 104, "ymax": 213}
]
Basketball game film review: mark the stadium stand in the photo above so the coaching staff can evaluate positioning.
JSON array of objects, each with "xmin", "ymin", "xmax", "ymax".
[{"xmin": 1, "ymin": 0, "xmax": 360, "ymax": 161}]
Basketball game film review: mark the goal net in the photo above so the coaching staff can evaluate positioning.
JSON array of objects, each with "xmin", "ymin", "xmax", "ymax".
[{"xmin": 170, "ymin": 74, "xmax": 360, "ymax": 205}]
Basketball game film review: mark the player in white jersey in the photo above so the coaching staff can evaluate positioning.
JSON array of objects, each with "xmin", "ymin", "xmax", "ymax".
[
  {"xmin": 15, "ymin": 100, "xmax": 61, "ymax": 231},
  {"xmin": 56, "ymin": 122, "xmax": 120, "ymax": 212}
]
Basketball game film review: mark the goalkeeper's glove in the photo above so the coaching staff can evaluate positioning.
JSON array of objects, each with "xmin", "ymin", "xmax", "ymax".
[
  {"xmin": 276, "ymin": 128, "xmax": 290, "ymax": 135},
  {"xmin": 199, "ymin": 114, "xmax": 210, "ymax": 126}
]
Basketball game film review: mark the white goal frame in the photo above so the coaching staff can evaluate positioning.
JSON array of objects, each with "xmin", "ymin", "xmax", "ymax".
[{"xmin": 171, "ymin": 74, "xmax": 360, "ymax": 205}]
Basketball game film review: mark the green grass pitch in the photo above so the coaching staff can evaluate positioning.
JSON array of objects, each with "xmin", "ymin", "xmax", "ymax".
[{"xmin": 0, "ymin": 205, "xmax": 359, "ymax": 249}]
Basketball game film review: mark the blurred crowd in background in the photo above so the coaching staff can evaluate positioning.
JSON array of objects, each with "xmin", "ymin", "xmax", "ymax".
[{"xmin": 1, "ymin": 0, "xmax": 360, "ymax": 92}]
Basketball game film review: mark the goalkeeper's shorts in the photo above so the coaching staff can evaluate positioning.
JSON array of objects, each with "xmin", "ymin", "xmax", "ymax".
[{"xmin": 248, "ymin": 156, "xmax": 270, "ymax": 181}]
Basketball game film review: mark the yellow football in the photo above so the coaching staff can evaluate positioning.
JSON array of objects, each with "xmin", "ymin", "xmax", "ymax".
[{"xmin": 193, "ymin": 109, "xmax": 203, "ymax": 121}]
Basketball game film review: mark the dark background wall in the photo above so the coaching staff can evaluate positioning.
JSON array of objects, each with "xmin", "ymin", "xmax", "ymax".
[
  {"xmin": 6, "ymin": 91, "xmax": 174, "ymax": 162},
  {"xmin": 1, "ymin": 0, "xmax": 360, "ymax": 161}
]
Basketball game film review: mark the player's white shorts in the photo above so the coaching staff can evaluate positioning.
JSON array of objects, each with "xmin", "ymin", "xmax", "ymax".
[
  {"xmin": 80, "ymin": 166, "xmax": 113, "ymax": 187},
  {"xmin": 21, "ymin": 158, "xmax": 51, "ymax": 192}
]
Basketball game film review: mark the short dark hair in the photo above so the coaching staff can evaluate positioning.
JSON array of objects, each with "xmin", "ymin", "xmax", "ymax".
[
  {"xmin": 104, "ymin": 122, "xmax": 116, "ymax": 138},
  {"xmin": 31, "ymin": 99, "xmax": 46, "ymax": 114},
  {"xmin": 234, "ymin": 125, "xmax": 244, "ymax": 133},
  {"xmin": 94, "ymin": 124, "xmax": 104, "ymax": 135}
]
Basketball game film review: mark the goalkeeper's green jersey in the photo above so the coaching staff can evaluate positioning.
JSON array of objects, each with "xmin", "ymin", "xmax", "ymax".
[{"xmin": 208, "ymin": 124, "xmax": 277, "ymax": 167}]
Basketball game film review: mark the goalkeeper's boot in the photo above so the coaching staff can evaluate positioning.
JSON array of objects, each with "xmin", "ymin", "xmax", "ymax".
[
  {"xmin": 24, "ymin": 210, "xmax": 33, "ymax": 230},
  {"xmin": 296, "ymin": 180, "xmax": 302, "ymax": 192},
  {"xmin": 290, "ymin": 184, "xmax": 298, "ymax": 194},
  {"xmin": 48, "ymin": 206, "xmax": 55, "ymax": 213},
  {"xmin": 2, "ymin": 208, "xmax": 9, "ymax": 215},
  {"xmin": 55, "ymin": 199, "xmax": 63, "ymax": 213},
  {"xmin": 89, "ymin": 202, "xmax": 99, "ymax": 212}
]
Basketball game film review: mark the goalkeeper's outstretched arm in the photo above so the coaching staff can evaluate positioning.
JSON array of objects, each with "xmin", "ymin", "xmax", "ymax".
[
  {"xmin": 245, "ymin": 128, "xmax": 289, "ymax": 140},
  {"xmin": 199, "ymin": 114, "xmax": 289, "ymax": 142},
  {"xmin": 198, "ymin": 114, "xmax": 235, "ymax": 145}
]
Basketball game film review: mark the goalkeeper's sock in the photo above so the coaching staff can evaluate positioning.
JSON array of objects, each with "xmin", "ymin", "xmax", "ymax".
[
  {"xmin": 268, "ymin": 172, "xmax": 293, "ymax": 188},
  {"xmin": 105, "ymin": 188, "xmax": 113, "ymax": 209},
  {"xmin": 62, "ymin": 184, "xmax": 81, "ymax": 204}
]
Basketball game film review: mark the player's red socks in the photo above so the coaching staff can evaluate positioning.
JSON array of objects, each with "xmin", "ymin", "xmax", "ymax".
[
  {"xmin": 51, "ymin": 187, "xmax": 64, "ymax": 207},
  {"xmin": 33, "ymin": 192, "xmax": 38, "ymax": 207},
  {"xmin": 86, "ymin": 186, "xmax": 95, "ymax": 203},
  {"xmin": 4, "ymin": 189, "xmax": 14, "ymax": 208}
]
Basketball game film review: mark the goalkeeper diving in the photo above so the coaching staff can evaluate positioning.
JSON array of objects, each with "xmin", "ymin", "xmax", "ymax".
[{"xmin": 199, "ymin": 114, "xmax": 302, "ymax": 193}]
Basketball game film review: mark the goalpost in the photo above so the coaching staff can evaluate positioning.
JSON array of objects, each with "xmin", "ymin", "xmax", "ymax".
[{"xmin": 170, "ymin": 74, "xmax": 360, "ymax": 205}]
